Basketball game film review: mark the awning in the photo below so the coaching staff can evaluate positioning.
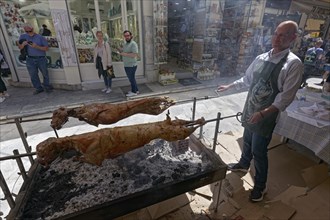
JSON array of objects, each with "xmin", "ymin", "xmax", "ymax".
[{"xmin": 289, "ymin": 0, "xmax": 330, "ymax": 18}]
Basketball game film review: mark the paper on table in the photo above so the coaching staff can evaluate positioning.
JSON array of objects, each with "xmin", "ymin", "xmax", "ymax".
[
  {"xmin": 300, "ymin": 103, "xmax": 330, "ymax": 121},
  {"xmin": 286, "ymin": 102, "xmax": 330, "ymax": 128}
]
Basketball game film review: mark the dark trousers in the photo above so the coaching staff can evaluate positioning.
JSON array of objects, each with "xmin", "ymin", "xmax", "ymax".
[
  {"xmin": 0, "ymin": 77, "xmax": 7, "ymax": 93},
  {"xmin": 239, "ymin": 128, "xmax": 272, "ymax": 189},
  {"xmin": 124, "ymin": 66, "xmax": 138, "ymax": 93}
]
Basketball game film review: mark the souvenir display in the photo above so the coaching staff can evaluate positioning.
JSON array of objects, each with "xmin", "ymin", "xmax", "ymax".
[
  {"xmin": 77, "ymin": 48, "xmax": 93, "ymax": 63},
  {"xmin": 153, "ymin": 0, "xmax": 168, "ymax": 64}
]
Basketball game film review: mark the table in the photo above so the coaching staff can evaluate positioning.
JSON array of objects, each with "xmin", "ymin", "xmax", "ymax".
[{"xmin": 274, "ymin": 100, "xmax": 330, "ymax": 164}]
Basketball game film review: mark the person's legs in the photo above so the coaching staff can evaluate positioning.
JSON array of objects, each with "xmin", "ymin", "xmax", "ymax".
[
  {"xmin": 249, "ymin": 132, "xmax": 272, "ymax": 202},
  {"xmin": 103, "ymin": 72, "xmax": 108, "ymax": 88},
  {"xmin": 104, "ymin": 74, "xmax": 112, "ymax": 89},
  {"xmin": 103, "ymin": 73, "xmax": 112, "ymax": 93},
  {"xmin": 251, "ymin": 132, "xmax": 272, "ymax": 189},
  {"xmin": 38, "ymin": 57, "xmax": 51, "ymax": 90},
  {"xmin": 26, "ymin": 58, "xmax": 43, "ymax": 91},
  {"xmin": 238, "ymin": 128, "xmax": 254, "ymax": 169},
  {"xmin": 0, "ymin": 77, "xmax": 7, "ymax": 94},
  {"xmin": 124, "ymin": 66, "xmax": 138, "ymax": 93}
]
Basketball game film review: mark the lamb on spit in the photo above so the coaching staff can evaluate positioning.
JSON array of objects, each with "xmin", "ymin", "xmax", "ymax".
[
  {"xmin": 37, "ymin": 116, "xmax": 205, "ymax": 166},
  {"xmin": 51, "ymin": 97, "xmax": 175, "ymax": 129}
]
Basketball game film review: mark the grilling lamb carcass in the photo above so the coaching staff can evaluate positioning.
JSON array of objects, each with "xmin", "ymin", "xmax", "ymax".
[
  {"xmin": 37, "ymin": 116, "xmax": 205, "ymax": 166},
  {"xmin": 51, "ymin": 97, "xmax": 175, "ymax": 129}
]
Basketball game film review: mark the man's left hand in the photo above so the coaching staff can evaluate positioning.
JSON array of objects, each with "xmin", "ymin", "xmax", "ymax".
[{"xmin": 248, "ymin": 112, "xmax": 263, "ymax": 124}]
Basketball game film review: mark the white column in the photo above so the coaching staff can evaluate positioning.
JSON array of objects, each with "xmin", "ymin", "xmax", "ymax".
[
  {"xmin": 121, "ymin": 0, "xmax": 127, "ymax": 30},
  {"xmin": 94, "ymin": 0, "xmax": 101, "ymax": 30}
]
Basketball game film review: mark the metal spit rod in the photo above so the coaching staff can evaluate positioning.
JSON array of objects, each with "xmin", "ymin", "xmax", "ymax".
[
  {"xmin": 13, "ymin": 150, "xmax": 28, "ymax": 181},
  {"xmin": 189, "ymin": 96, "xmax": 243, "ymax": 150},
  {"xmin": 213, "ymin": 112, "xmax": 221, "ymax": 152},
  {"xmin": 0, "ymin": 170, "xmax": 15, "ymax": 209},
  {"xmin": 14, "ymin": 118, "xmax": 34, "ymax": 165},
  {"xmin": 0, "ymin": 152, "xmax": 37, "ymax": 162}
]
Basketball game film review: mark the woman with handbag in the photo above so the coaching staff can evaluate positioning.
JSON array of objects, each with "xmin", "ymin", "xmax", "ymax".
[{"xmin": 94, "ymin": 31, "xmax": 113, "ymax": 94}]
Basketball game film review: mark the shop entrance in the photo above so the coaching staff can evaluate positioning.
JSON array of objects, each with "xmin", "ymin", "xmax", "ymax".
[{"xmin": 67, "ymin": 0, "xmax": 143, "ymax": 82}]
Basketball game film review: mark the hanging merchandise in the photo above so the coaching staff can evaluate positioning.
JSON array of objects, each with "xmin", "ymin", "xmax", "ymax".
[{"xmin": 153, "ymin": 0, "xmax": 168, "ymax": 64}]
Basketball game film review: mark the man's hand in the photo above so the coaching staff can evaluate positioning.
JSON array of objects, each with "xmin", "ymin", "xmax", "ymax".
[
  {"xmin": 248, "ymin": 112, "xmax": 264, "ymax": 124},
  {"xmin": 216, "ymin": 84, "xmax": 232, "ymax": 92},
  {"xmin": 29, "ymin": 42, "xmax": 37, "ymax": 48}
]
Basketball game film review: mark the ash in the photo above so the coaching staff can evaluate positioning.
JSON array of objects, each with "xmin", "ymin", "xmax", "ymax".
[{"xmin": 22, "ymin": 139, "xmax": 213, "ymax": 219}]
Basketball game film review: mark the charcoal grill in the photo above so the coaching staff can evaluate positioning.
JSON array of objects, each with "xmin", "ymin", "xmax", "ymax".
[{"xmin": 7, "ymin": 135, "xmax": 227, "ymax": 220}]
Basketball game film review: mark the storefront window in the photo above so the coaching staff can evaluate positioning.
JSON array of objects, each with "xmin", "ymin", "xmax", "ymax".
[
  {"xmin": 105, "ymin": 0, "xmax": 141, "ymax": 62},
  {"xmin": 68, "ymin": 0, "xmax": 97, "ymax": 64},
  {"xmin": 125, "ymin": 0, "xmax": 140, "ymax": 61},
  {"xmin": 68, "ymin": 0, "xmax": 141, "ymax": 63},
  {"xmin": 108, "ymin": 0, "xmax": 124, "ymax": 62},
  {"xmin": 0, "ymin": 0, "xmax": 62, "ymax": 68}
]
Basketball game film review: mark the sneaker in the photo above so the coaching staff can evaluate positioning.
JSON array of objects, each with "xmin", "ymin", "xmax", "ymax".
[
  {"xmin": 228, "ymin": 163, "xmax": 248, "ymax": 172},
  {"xmin": 33, "ymin": 89, "xmax": 44, "ymax": 95},
  {"xmin": 126, "ymin": 92, "xmax": 137, "ymax": 97},
  {"xmin": 0, "ymin": 97, "xmax": 5, "ymax": 103},
  {"xmin": 127, "ymin": 91, "xmax": 139, "ymax": 94},
  {"xmin": 0, "ymin": 92, "xmax": 10, "ymax": 97},
  {"xmin": 106, "ymin": 88, "xmax": 112, "ymax": 94},
  {"xmin": 249, "ymin": 186, "xmax": 267, "ymax": 202},
  {"xmin": 101, "ymin": 88, "xmax": 108, "ymax": 92}
]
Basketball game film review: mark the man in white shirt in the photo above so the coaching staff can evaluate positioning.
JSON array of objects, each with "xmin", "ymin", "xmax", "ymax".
[{"xmin": 217, "ymin": 20, "xmax": 303, "ymax": 202}]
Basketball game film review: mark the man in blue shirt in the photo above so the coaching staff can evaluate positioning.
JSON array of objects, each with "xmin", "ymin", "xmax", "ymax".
[
  {"xmin": 18, "ymin": 24, "xmax": 53, "ymax": 94},
  {"xmin": 301, "ymin": 39, "xmax": 324, "ymax": 87}
]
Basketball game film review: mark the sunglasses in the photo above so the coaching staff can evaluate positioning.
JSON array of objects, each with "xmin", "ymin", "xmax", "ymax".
[{"xmin": 25, "ymin": 30, "xmax": 33, "ymax": 33}]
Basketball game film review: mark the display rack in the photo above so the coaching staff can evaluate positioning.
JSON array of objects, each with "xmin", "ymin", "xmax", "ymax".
[{"xmin": 153, "ymin": 0, "xmax": 169, "ymax": 64}]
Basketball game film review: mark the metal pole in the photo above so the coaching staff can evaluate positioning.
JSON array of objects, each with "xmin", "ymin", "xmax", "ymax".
[
  {"xmin": 213, "ymin": 112, "xmax": 221, "ymax": 152},
  {"xmin": 214, "ymin": 180, "xmax": 223, "ymax": 213},
  {"xmin": 192, "ymin": 97, "xmax": 197, "ymax": 121},
  {"xmin": 13, "ymin": 150, "xmax": 28, "ymax": 181},
  {"xmin": 0, "ymin": 171, "xmax": 15, "ymax": 209},
  {"xmin": 53, "ymin": 128, "xmax": 59, "ymax": 138},
  {"xmin": 199, "ymin": 125, "xmax": 204, "ymax": 140},
  {"xmin": 14, "ymin": 118, "xmax": 34, "ymax": 165},
  {"xmin": 0, "ymin": 152, "xmax": 37, "ymax": 161}
]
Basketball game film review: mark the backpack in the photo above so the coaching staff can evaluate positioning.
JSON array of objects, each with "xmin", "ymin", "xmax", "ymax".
[{"xmin": 18, "ymin": 39, "xmax": 28, "ymax": 61}]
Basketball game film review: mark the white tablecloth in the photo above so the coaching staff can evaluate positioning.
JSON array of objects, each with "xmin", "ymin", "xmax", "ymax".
[{"xmin": 274, "ymin": 100, "xmax": 330, "ymax": 164}]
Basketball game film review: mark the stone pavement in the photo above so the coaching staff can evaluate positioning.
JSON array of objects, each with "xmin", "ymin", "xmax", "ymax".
[{"xmin": 0, "ymin": 76, "xmax": 240, "ymax": 120}]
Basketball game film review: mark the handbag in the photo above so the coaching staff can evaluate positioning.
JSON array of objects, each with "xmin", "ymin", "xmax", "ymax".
[{"xmin": 106, "ymin": 65, "xmax": 115, "ymax": 78}]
